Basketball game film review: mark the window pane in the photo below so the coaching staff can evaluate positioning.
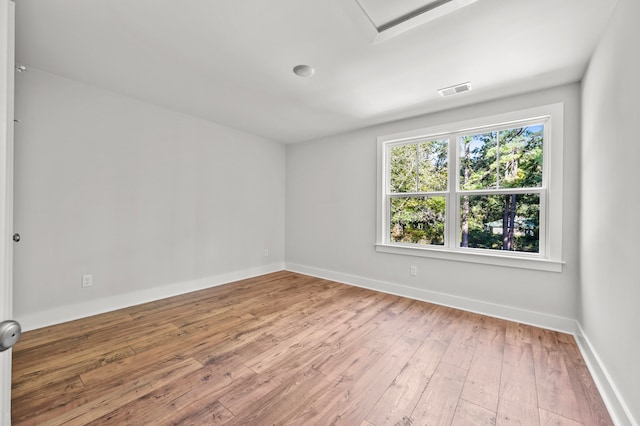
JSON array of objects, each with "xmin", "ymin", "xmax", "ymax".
[
  {"xmin": 459, "ymin": 131, "xmax": 497, "ymax": 190},
  {"xmin": 390, "ymin": 196, "xmax": 445, "ymax": 245},
  {"xmin": 459, "ymin": 125, "xmax": 543, "ymax": 190},
  {"xmin": 499, "ymin": 125, "xmax": 543, "ymax": 188},
  {"xmin": 417, "ymin": 139, "xmax": 448, "ymax": 192},
  {"xmin": 460, "ymin": 193, "xmax": 540, "ymax": 253},
  {"xmin": 390, "ymin": 139, "xmax": 448, "ymax": 193},
  {"xmin": 390, "ymin": 144, "xmax": 417, "ymax": 193}
]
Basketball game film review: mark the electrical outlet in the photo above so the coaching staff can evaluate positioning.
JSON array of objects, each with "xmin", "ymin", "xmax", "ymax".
[
  {"xmin": 410, "ymin": 266, "xmax": 417, "ymax": 276},
  {"xmin": 81, "ymin": 274, "xmax": 93, "ymax": 288},
  {"xmin": 264, "ymin": 248, "xmax": 269, "ymax": 257}
]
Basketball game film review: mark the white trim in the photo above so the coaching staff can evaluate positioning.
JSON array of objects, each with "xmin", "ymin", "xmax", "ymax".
[
  {"xmin": 357, "ymin": 0, "xmax": 480, "ymax": 44},
  {"xmin": 284, "ymin": 263, "xmax": 636, "ymax": 424},
  {"xmin": 17, "ymin": 263, "xmax": 284, "ymax": 332},
  {"xmin": 16, "ymin": 264, "xmax": 635, "ymax": 425},
  {"xmin": 0, "ymin": 1, "xmax": 14, "ymax": 425},
  {"xmin": 377, "ymin": 103, "xmax": 564, "ymax": 270},
  {"xmin": 285, "ymin": 262, "xmax": 575, "ymax": 333},
  {"xmin": 284, "ymin": 264, "xmax": 637, "ymax": 424},
  {"xmin": 375, "ymin": 243, "xmax": 564, "ymax": 272},
  {"xmin": 574, "ymin": 323, "xmax": 638, "ymax": 426},
  {"xmin": 456, "ymin": 187, "xmax": 545, "ymax": 196}
]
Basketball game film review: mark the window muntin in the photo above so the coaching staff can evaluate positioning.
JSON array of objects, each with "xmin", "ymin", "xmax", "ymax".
[
  {"xmin": 377, "ymin": 104, "xmax": 563, "ymax": 271},
  {"xmin": 387, "ymin": 138, "xmax": 449, "ymax": 248},
  {"xmin": 459, "ymin": 125, "xmax": 543, "ymax": 191},
  {"xmin": 380, "ymin": 114, "xmax": 555, "ymax": 262},
  {"xmin": 385, "ymin": 120, "xmax": 546, "ymax": 254},
  {"xmin": 457, "ymin": 123, "xmax": 545, "ymax": 254}
]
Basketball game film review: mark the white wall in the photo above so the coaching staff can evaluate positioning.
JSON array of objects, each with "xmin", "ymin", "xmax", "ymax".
[
  {"xmin": 286, "ymin": 84, "xmax": 581, "ymax": 330},
  {"xmin": 10, "ymin": 13, "xmax": 636, "ymax": 423},
  {"xmin": 581, "ymin": 0, "xmax": 640, "ymax": 423},
  {"xmin": 13, "ymin": 68, "xmax": 285, "ymax": 330}
]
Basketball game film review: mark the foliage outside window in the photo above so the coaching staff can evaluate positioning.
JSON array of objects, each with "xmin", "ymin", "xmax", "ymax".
[{"xmin": 376, "ymin": 104, "xmax": 564, "ymax": 271}]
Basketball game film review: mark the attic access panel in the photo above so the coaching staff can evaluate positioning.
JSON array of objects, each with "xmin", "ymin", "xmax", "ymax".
[{"xmin": 355, "ymin": 0, "xmax": 478, "ymax": 43}]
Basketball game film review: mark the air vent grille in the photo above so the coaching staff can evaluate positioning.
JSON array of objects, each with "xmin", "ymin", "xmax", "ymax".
[{"xmin": 438, "ymin": 82, "xmax": 472, "ymax": 97}]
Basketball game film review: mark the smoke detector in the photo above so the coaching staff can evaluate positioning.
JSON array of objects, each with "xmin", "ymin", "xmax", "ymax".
[{"xmin": 293, "ymin": 64, "xmax": 315, "ymax": 78}]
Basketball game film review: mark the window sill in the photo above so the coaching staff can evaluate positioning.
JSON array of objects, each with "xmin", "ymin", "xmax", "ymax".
[{"xmin": 375, "ymin": 243, "xmax": 564, "ymax": 272}]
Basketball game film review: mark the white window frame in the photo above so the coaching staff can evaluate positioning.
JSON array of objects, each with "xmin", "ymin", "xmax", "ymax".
[{"xmin": 376, "ymin": 103, "xmax": 564, "ymax": 272}]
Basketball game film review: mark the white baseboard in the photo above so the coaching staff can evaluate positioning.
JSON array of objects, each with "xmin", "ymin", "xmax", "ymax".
[
  {"xmin": 17, "ymin": 262, "xmax": 284, "ymax": 331},
  {"xmin": 285, "ymin": 263, "xmax": 638, "ymax": 425},
  {"xmin": 17, "ymin": 262, "xmax": 635, "ymax": 425},
  {"xmin": 574, "ymin": 323, "xmax": 638, "ymax": 426},
  {"xmin": 285, "ymin": 262, "xmax": 577, "ymax": 334}
]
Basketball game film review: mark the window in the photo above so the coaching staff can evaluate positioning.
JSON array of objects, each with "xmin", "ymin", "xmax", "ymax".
[{"xmin": 376, "ymin": 104, "xmax": 564, "ymax": 272}]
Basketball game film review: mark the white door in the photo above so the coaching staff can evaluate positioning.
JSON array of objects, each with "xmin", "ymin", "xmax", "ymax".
[{"xmin": 0, "ymin": 0, "xmax": 15, "ymax": 425}]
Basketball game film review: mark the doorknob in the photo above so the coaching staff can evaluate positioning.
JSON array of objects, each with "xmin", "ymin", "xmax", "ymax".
[
  {"xmin": 0, "ymin": 320, "xmax": 22, "ymax": 352},
  {"xmin": 12, "ymin": 233, "xmax": 19, "ymax": 242}
]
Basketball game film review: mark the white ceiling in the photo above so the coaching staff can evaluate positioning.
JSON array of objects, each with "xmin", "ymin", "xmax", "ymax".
[{"xmin": 14, "ymin": 0, "xmax": 618, "ymax": 143}]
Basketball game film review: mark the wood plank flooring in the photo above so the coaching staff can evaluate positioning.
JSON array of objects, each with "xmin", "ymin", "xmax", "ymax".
[{"xmin": 11, "ymin": 271, "xmax": 613, "ymax": 425}]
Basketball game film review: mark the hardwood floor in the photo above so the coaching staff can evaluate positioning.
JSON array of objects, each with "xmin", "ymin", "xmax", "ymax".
[{"xmin": 11, "ymin": 271, "xmax": 612, "ymax": 425}]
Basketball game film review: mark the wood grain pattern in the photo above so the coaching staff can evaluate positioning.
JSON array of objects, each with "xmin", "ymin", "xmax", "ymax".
[
  {"xmin": 497, "ymin": 341, "xmax": 540, "ymax": 425},
  {"xmin": 365, "ymin": 307, "xmax": 456, "ymax": 425},
  {"xmin": 539, "ymin": 408, "xmax": 584, "ymax": 426},
  {"xmin": 411, "ymin": 361, "xmax": 468, "ymax": 425},
  {"xmin": 531, "ymin": 327, "xmax": 583, "ymax": 423},
  {"xmin": 460, "ymin": 318, "xmax": 505, "ymax": 412},
  {"xmin": 11, "ymin": 271, "xmax": 613, "ymax": 425},
  {"xmin": 452, "ymin": 399, "xmax": 497, "ymax": 426}
]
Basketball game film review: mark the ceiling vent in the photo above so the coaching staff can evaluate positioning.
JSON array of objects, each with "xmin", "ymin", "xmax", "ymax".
[
  {"xmin": 438, "ymin": 81, "xmax": 472, "ymax": 97},
  {"xmin": 355, "ymin": 0, "xmax": 479, "ymax": 43}
]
